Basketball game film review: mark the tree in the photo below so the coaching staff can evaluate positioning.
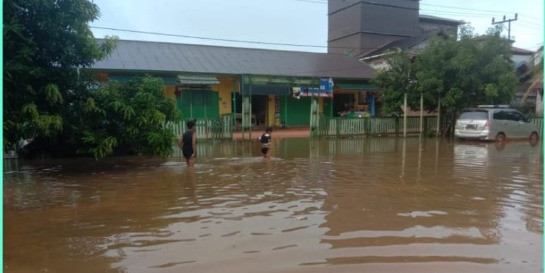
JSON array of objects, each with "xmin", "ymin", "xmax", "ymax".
[
  {"xmin": 520, "ymin": 57, "xmax": 543, "ymax": 116},
  {"xmin": 5, "ymin": 1, "xmax": 182, "ymax": 159},
  {"xmin": 3, "ymin": 0, "xmax": 115, "ymax": 149},
  {"xmin": 375, "ymin": 26, "xmax": 519, "ymax": 135},
  {"xmin": 74, "ymin": 77, "xmax": 181, "ymax": 159},
  {"xmin": 373, "ymin": 50, "xmax": 416, "ymax": 115}
]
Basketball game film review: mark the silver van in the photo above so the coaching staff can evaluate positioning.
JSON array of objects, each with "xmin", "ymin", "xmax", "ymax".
[{"xmin": 455, "ymin": 106, "xmax": 539, "ymax": 142}]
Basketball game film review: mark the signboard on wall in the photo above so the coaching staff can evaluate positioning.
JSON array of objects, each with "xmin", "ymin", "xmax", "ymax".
[
  {"xmin": 320, "ymin": 77, "xmax": 334, "ymax": 92},
  {"xmin": 292, "ymin": 78, "xmax": 334, "ymax": 98}
]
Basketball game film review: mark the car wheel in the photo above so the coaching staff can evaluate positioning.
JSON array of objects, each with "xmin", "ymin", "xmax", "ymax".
[{"xmin": 495, "ymin": 133, "xmax": 506, "ymax": 142}]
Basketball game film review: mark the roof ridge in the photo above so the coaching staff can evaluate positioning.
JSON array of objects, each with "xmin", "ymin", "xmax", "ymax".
[{"xmin": 95, "ymin": 38, "xmax": 345, "ymax": 57}]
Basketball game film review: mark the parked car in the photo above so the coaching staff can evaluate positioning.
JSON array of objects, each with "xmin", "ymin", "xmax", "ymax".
[{"xmin": 454, "ymin": 105, "xmax": 539, "ymax": 142}]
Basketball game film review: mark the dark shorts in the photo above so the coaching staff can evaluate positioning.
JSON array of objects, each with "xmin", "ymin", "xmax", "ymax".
[
  {"xmin": 261, "ymin": 147, "xmax": 269, "ymax": 154},
  {"xmin": 182, "ymin": 150, "xmax": 193, "ymax": 159}
]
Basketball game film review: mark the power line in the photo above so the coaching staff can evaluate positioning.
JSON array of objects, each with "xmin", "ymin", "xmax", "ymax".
[
  {"xmin": 518, "ymin": 19, "xmax": 544, "ymax": 28},
  {"xmin": 421, "ymin": 10, "xmax": 542, "ymax": 29},
  {"xmin": 297, "ymin": 0, "xmax": 545, "ymax": 31},
  {"xmin": 421, "ymin": 2, "xmax": 540, "ymax": 20},
  {"xmin": 91, "ymin": 6, "xmax": 541, "ymax": 53},
  {"xmin": 93, "ymin": 25, "xmax": 541, "ymax": 54},
  {"xmin": 92, "ymin": 26, "xmax": 324, "ymax": 49},
  {"xmin": 294, "ymin": 0, "xmax": 541, "ymax": 21},
  {"xmin": 516, "ymin": 22, "xmax": 543, "ymax": 31},
  {"xmin": 90, "ymin": 26, "xmax": 381, "ymax": 52},
  {"xmin": 421, "ymin": 9, "xmax": 505, "ymax": 18},
  {"xmin": 297, "ymin": 0, "xmax": 543, "ymax": 30},
  {"xmin": 296, "ymin": 0, "xmax": 507, "ymax": 20}
]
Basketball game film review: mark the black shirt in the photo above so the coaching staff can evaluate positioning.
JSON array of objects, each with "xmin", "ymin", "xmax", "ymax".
[
  {"xmin": 259, "ymin": 133, "xmax": 271, "ymax": 146},
  {"xmin": 182, "ymin": 131, "xmax": 194, "ymax": 154}
]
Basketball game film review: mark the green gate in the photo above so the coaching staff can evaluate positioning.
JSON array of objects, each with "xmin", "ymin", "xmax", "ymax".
[
  {"xmin": 282, "ymin": 96, "xmax": 311, "ymax": 126},
  {"xmin": 180, "ymin": 90, "xmax": 219, "ymax": 119}
]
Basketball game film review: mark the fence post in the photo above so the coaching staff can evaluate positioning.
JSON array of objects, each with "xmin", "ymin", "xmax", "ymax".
[
  {"xmin": 336, "ymin": 118, "xmax": 340, "ymax": 137},
  {"xmin": 424, "ymin": 116, "xmax": 428, "ymax": 135}
]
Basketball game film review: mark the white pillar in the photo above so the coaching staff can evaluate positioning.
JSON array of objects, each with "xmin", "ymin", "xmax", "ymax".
[
  {"xmin": 310, "ymin": 95, "xmax": 319, "ymax": 137},
  {"xmin": 242, "ymin": 95, "xmax": 251, "ymax": 139}
]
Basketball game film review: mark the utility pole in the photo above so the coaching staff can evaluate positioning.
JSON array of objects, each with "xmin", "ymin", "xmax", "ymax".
[{"xmin": 492, "ymin": 13, "xmax": 518, "ymax": 41}]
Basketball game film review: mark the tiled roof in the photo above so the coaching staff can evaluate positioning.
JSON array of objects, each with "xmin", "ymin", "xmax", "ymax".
[{"xmin": 91, "ymin": 39, "xmax": 375, "ymax": 79}]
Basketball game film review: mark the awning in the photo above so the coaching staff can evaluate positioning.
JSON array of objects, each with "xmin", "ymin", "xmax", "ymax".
[
  {"xmin": 242, "ymin": 75, "xmax": 320, "ymax": 86},
  {"xmin": 177, "ymin": 75, "xmax": 219, "ymax": 85},
  {"xmin": 336, "ymin": 83, "xmax": 379, "ymax": 90},
  {"xmin": 242, "ymin": 84, "xmax": 291, "ymax": 96},
  {"xmin": 110, "ymin": 75, "xmax": 177, "ymax": 84}
]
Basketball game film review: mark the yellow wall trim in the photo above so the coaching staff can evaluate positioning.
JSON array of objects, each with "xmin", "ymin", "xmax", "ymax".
[{"xmin": 212, "ymin": 76, "xmax": 238, "ymax": 115}]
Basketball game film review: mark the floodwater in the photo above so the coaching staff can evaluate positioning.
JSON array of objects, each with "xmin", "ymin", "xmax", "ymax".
[{"xmin": 4, "ymin": 137, "xmax": 543, "ymax": 273}]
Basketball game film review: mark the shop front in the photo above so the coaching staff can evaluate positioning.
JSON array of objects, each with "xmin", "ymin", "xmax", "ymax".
[
  {"xmin": 333, "ymin": 82, "xmax": 380, "ymax": 117},
  {"xmin": 239, "ymin": 75, "xmax": 328, "ymax": 130},
  {"xmin": 174, "ymin": 75, "xmax": 237, "ymax": 120}
]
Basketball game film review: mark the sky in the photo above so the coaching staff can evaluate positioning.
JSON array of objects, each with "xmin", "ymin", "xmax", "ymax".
[{"xmin": 91, "ymin": 0, "xmax": 543, "ymax": 53}]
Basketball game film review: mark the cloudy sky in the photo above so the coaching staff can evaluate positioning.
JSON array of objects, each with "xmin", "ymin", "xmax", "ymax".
[{"xmin": 91, "ymin": 0, "xmax": 543, "ymax": 52}]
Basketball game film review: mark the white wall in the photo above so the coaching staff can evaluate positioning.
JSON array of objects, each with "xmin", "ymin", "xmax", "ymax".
[
  {"xmin": 536, "ymin": 91, "xmax": 543, "ymax": 116},
  {"xmin": 363, "ymin": 57, "xmax": 391, "ymax": 70},
  {"xmin": 534, "ymin": 48, "xmax": 543, "ymax": 66},
  {"xmin": 512, "ymin": 54, "xmax": 534, "ymax": 66}
]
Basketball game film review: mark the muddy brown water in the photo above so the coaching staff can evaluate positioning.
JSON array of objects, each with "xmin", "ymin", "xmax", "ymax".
[{"xmin": 4, "ymin": 138, "xmax": 543, "ymax": 273}]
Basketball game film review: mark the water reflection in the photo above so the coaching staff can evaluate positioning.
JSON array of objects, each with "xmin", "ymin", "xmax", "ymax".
[{"xmin": 4, "ymin": 138, "xmax": 542, "ymax": 273}]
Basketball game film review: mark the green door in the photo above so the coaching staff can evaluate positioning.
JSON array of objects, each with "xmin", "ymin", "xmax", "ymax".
[
  {"xmin": 282, "ymin": 96, "xmax": 311, "ymax": 126},
  {"xmin": 323, "ymin": 98, "xmax": 333, "ymax": 118},
  {"xmin": 180, "ymin": 90, "xmax": 219, "ymax": 119},
  {"xmin": 181, "ymin": 90, "xmax": 193, "ymax": 118},
  {"xmin": 191, "ymin": 90, "xmax": 206, "ymax": 118},
  {"xmin": 206, "ymin": 91, "xmax": 219, "ymax": 119}
]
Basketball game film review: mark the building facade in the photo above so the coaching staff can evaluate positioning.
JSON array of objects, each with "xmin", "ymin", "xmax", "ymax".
[{"xmin": 90, "ymin": 40, "xmax": 376, "ymax": 128}]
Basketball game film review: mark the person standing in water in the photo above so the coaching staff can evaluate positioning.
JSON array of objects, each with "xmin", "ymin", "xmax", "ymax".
[
  {"xmin": 258, "ymin": 127, "xmax": 273, "ymax": 158},
  {"xmin": 178, "ymin": 120, "xmax": 197, "ymax": 167}
]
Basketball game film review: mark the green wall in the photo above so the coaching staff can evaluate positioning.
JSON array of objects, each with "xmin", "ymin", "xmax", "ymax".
[{"xmin": 323, "ymin": 98, "xmax": 333, "ymax": 118}]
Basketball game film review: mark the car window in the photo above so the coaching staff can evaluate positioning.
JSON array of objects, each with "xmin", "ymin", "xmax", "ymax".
[
  {"xmin": 503, "ymin": 111, "xmax": 521, "ymax": 122},
  {"xmin": 459, "ymin": 111, "xmax": 488, "ymax": 120},
  {"xmin": 493, "ymin": 110, "xmax": 507, "ymax": 120},
  {"xmin": 512, "ymin": 111, "xmax": 527, "ymax": 122}
]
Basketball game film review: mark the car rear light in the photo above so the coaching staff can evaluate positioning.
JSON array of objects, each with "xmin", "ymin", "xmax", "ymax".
[{"xmin": 485, "ymin": 120, "xmax": 490, "ymax": 129}]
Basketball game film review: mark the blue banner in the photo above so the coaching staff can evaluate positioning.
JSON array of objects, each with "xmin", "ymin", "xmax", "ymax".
[{"xmin": 320, "ymin": 78, "xmax": 333, "ymax": 92}]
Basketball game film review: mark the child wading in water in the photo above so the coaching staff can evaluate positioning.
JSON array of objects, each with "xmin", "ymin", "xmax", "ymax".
[
  {"xmin": 178, "ymin": 120, "xmax": 197, "ymax": 167},
  {"xmin": 258, "ymin": 127, "xmax": 273, "ymax": 158}
]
